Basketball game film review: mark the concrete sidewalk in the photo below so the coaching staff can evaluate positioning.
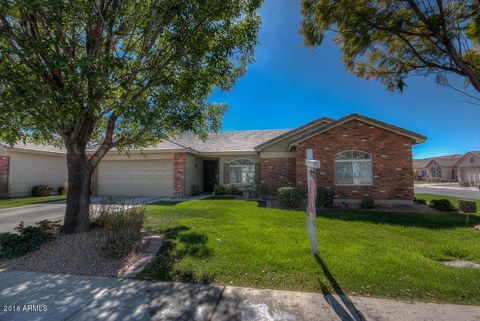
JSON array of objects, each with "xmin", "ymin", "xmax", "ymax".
[{"xmin": 1, "ymin": 270, "xmax": 480, "ymax": 321}]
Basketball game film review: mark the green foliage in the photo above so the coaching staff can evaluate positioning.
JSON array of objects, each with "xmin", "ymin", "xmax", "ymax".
[
  {"xmin": 0, "ymin": 220, "xmax": 60, "ymax": 258},
  {"xmin": 225, "ymin": 184, "xmax": 240, "ymax": 196},
  {"xmin": 301, "ymin": 0, "xmax": 480, "ymax": 93},
  {"xmin": 430, "ymin": 199, "xmax": 455, "ymax": 212},
  {"xmin": 317, "ymin": 187, "xmax": 334, "ymax": 208},
  {"xmin": 31, "ymin": 185, "xmax": 53, "ymax": 197},
  {"xmin": 0, "ymin": 0, "xmax": 262, "ymax": 155},
  {"xmin": 360, "ymin": 196, "xmax": 375, "ymax": 209},
  {"xmin": 214, "ymin": 185, "xmax": 226, "ymax": 195},
  {"xmin": 256, "ymin": 183, "xmax": 270, "ymax": 199},
  {"xmin": 278, "ymin": 186, "xmax": 302, "ymax": 209},
  {"xmin": 191, "ymin": 185, "xmax": 201, "ymax": 196},
  {"xmin": 91, "ymin": 201, "xmax": 145, "ymax": 257},
  {"xmin": 458, "ymin": 200, "xmax": 477, "ymax": 213},
  {"xmin": 414, "ymin": 198, "xmax": 427, "ymax": 205}
]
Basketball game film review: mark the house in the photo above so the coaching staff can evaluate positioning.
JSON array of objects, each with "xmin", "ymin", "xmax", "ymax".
[
  {"xmin": 413, "ymin": 154, "xmax": 463, "ymax": 181},
  {"xmin": 90, "ymin": 113, "xmax": 426, "ymax": 205},
  {"xmin": 455, "ymin": 151, "xmax": 480, "ymax": 187},
  {"xmin": 0, "ymin": 142, "xmax": 67, "ymax": 198},
  {"xmin": 0, "ymin": 114, "xmax": 426, "ymax": 203}
]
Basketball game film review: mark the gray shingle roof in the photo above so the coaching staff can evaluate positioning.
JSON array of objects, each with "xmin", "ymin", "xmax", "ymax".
[
  {"xmin": 413, "ymin": 154, "xmax": 463, "ymax": 168},
  {"xmin": 172, "ymin": 130, "xmax": 290, "ymax": 153},
  {"xmin": 2, "ymin": 142, "xmax": 65, "ymax": 154}
]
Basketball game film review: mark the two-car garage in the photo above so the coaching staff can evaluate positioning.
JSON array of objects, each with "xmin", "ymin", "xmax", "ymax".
[{"xmin": 95, "ymin": 157, "xmax": 174, "ymax": 197}]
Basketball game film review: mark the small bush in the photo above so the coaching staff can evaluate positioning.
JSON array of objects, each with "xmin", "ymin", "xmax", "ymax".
[
  {"xmin": 430, "ymin": 199, "xmax": 455, "ymax": 212},
  {"xmin": 90, "ymin": 200, "xmax": 145, "ymax": 257},
  {"xmin": 458, "ymin": 200, "xmax": 477, "ymax": 213},
  {"xmin": 317, "ymin": 187, "xmax": 334, "ymax": 208},
  {"xmin": 191, "ymin": 185, "xmax": 201, "ymax": 196},
  {"xmin": 360, "ymin": 196, "xmax": 375, "ymax": 209},
  {"xmin": 413, "ymin": 198, "xmax": 427, "ymax": 205},
  {"xmin": 214, "ymin": 185, "xmax": 226, "ymax": 195},
  {"xmin": 256, "ymin": 183, "xmax": 270, "ymax": 199},
  {"xmin": 0, "ymin": 220, "xmax": 60, "ymax": 258},
  {"xmin": 31, "ymin": 185, "xmax": 53, "ymax": 197},
  {"xmin": 278, "ymin": 187, "xmax": 302, "ymax": 209},
  {"xmin": 225, "ymin": 184, "xmax": 240, "ymax": 195}
]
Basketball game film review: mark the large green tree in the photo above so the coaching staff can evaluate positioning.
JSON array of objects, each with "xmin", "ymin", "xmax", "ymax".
[
  {"xmin": 301, "ymin": 0, "xmax": 480, "ymax": 94},
  {"xmin": 0, "ymin": 0, "xmax": 261, "ymax": 233}
]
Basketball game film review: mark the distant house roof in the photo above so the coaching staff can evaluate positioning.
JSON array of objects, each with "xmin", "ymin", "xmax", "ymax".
[
  {"xmin": 454, "ymin": 151, "xmax": 480, "ymax": 167},
  {"xmin": 413, "ymin": 154, "xmax": 463, "ymax": 168}
]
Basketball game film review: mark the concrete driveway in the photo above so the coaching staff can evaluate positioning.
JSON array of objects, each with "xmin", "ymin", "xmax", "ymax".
[
  {"xmin": 0, "ymin": 197, "xmax": 163, "ymax": 233},
  {"xmin": 415, "ymin": 183, "xmax": 480, "ymax": 200}
]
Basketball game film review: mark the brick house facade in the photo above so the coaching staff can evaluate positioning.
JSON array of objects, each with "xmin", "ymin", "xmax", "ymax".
[
  {"xmin": 0, "ymin": 156, "xmax": 9, "ymax": 197},
  {"xmin": 173, "ymin": 152, "xmax": 187, "ymax": 197}
]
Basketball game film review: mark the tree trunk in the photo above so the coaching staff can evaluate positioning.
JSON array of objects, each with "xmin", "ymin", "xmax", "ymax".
[{"xmin": 62, "ymin": 145, "xmax": 93, "ymax": 234}]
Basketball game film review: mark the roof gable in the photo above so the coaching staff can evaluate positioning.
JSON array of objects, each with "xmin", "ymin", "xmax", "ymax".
[
  {"xmin": 288, "ymin": 113, "xmax": 427, "ymax": 148},
  {"xmin": 454, "ymin": 151, "xmax": 480, "ymax": 167},
  {"xmin": 414, "ymin": 154, "xmax": 463, "ymax": 168},
  {"xmin": 254, "ymin": 117, "xmax": 333, "ymax": 151}
]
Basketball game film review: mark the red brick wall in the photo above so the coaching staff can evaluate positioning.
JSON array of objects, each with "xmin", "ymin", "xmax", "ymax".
[
  {"xmin": 173, "ymin": 153, "xmax": 186, "ymax": 197},
  {"xmin": 261, "ymin": 158, "xmax": 296, "ymax": 193},
  {"xmin": 295, "ymin": 119, "xmax": 414, "ymax": 200},
  {"xmin": 0, "ymin": 156, "xmax": 9, "ymax": 197}
]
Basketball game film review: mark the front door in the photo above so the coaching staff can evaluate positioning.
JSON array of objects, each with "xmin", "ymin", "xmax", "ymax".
[{"xmin": 203, "ymin": 160, "xmax": 219, "ymax": 192}]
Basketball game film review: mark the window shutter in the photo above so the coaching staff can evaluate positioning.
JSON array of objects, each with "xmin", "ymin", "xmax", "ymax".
[
  {"xmin": 224, "ymin": 164, "xmax": 230, "ymax": 184},
  {"xmin": 255, "ymin": 163, "xmax": 261, "ymax": 185}
]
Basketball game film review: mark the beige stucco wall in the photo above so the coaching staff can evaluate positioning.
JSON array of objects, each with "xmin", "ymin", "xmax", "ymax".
[
  {"xmin": 261, "ymin": 140, "xmax": 291, "ymax": 152},
  {"xmin": 8, "ymin": 150, "xmax": 67, "ymax": 197},
  {"xmin": 185, "ymin": 153, "xmax": 203, "ymax": 195}
]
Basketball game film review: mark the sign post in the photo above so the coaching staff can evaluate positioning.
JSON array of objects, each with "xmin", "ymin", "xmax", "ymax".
[{"xmin": 305, "ymin": 149, "xmax": 320, "ymax": 255}]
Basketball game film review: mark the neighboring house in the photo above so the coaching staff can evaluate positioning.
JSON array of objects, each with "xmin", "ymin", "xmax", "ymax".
[
  {"xmin": 455, "ymin": 151, "xmax": 480, "ymax": 187},
  {"xmin": 0, "ymin": 143, "xmax": 68, "ymax": 198},
  {"xmin": 89, "ymin": 113, "xmax": 426, "ymax": 204},
  {"xmin": 413, "ymin": 154, "xmax": 463, "ymax": 181}
]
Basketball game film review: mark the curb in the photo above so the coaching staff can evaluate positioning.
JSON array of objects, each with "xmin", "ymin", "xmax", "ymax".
[{"xmin": 120, "ymin": 234, "xmax": 162, "ymax": 278}]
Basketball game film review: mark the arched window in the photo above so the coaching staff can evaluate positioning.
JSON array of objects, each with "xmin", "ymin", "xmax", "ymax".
[
  {"xmin": 230, "ymin": 158, "xmax": 255, "ymax": 185},
  {"xmin": 335, "ymin": 151, "xmax": 373, "ymax": 185}
]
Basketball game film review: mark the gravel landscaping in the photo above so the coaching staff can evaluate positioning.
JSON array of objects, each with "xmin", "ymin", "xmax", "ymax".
[{"xmin": 0, "ymin": 229, "xmax": 145, "ymax": 277}]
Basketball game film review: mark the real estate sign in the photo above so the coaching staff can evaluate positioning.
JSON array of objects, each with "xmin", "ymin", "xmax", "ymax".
[{"xmin": 305, "ymin": 149, "xmax": 320, "ymax": 255}]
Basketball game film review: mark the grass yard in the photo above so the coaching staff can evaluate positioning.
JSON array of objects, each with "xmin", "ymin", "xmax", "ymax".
[
  {"xmin": 0, "ymin": 195, "xmax": 65, "ymax": 209},
  {"xmin": 140, "ymin": 197, "xmax": 480, "ymax": 305},
  {"xmin": 415, "ymin": 193, "xmax": 480, "ymax": 213}
]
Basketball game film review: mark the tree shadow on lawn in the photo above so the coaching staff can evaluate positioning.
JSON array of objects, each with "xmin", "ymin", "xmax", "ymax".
[
  {"xmin": 317, "ymin": 210, "xmax": 480, "ymax": 229},
  {"xmin": 315, "ymin": 254, "xmax": 366, "ymax": 321},
  {"xmin": 139, "ymin": 225, "xmax": 215, "ymax": 283}
]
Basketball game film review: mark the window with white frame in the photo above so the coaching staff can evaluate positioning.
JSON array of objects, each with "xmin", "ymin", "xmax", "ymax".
[
  {"xmin": 229, "ymin": 159, "xmax": 255, "ymax": 184},
  {"xmin": 335, "ymin": 151, "xmax": 373, "ymax": 185}
]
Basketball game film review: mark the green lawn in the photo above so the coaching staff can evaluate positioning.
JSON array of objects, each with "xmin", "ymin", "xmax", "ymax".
[
  {"xmin": 415, "ymin": 193, "xmax": 480, "ymax": 213},
  {"xmin": 140, "ymin": 198, "xmax": 480, "ymax": 305},
  {"xmin": 0, "ymin": 195, "xmax": 65, "ymax": 209}
]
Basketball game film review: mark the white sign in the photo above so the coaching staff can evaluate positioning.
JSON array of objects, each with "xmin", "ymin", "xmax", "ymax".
[{"xmin": 305, "ymin": 149, "xmax": 320, "ymax": 255}]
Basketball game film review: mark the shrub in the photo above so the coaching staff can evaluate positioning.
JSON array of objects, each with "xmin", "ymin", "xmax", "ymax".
[
  {"xmin": 31, "ymin": 185, "xmax": 53, "ymax": 197},
  {"xmin": 191, "ymin": 185, "xmax": 201, "ymax": 196},
  {"xmin": 278, "ymin": 187, "xmax": 302, "ymax": 209},
  {"xmin": 225, "ymin": 184, "xmax": 240, "ymax": 195},
  {"xmin": 413, "ymin": 198, "xmax": 427, "ymax": 205},
  {"xmin": 91, "ymin": 201, "xmax": 145, "ymax": 257},
  {"xmin": 0, "ymin": 220, "xmax": 60, "ymax": 258},
  {"xmin": 214, "ymin": 185, "xmax": 226, "ymax": 195},
  {"xmin": 430, "ymin": 199, "xmax": 455, "ymax": 212},
  {"xmin": 317, "ymin": 187, "xmax": 334, "ymax": 208},
  {"xmin": 458, "ymin": 200, "xmax": 477, "ymax": 213},
  {"xmin": 256, "ymin": 183, "xmax": 270, "ymax": 199},
  {"xmin": 360, "ymin": 196, "xmax": 375, "ymax": 209}
]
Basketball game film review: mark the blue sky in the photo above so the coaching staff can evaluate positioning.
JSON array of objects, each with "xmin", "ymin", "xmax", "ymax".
[{"xmin": 209, "ymin": 0, "xmax": 479, "ymax": 159}]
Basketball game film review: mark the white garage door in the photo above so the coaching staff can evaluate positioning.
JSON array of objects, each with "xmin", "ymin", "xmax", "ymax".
[
  {"xmin": 463, "ymin": 168, "xmax": 480, "ymax": 186},
  {"xmin": 96, "ymin": 159, "xmax": 174, "ymax": 197}
]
